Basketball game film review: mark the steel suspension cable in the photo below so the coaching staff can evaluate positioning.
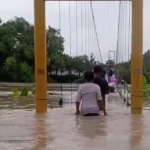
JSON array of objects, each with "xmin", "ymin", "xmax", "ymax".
[
  {"xmin": 87, "ymin": 2, "xmax": 90, "ymax": 58},
  {"xmin": 116, "ymin": 2, "xmax": 124, "ymax": 82},
  {"xmin": 121, "ymin": 2, "xmax": 125, "ymax": 64},
  {"xmin": 89, "ymin": 2, "xmax": 92, "ymax": 58},
  {"xmin": 122, "ymin": 2, "xmax": 127, "ymax": 98},
  {"xmin": 127, "ymin": 1, "xmax": 131, "ymax": 62},
  {"xmin": 48, "ymin": 3, "xmax": 84, "ymax": 101},
  {"xmin": 90, "ymin": 1, "xmax": 103, "ymax": 63},
  {"xmin": 58, "ymin": 0, "xmax": 63, "ymax": 100},
  {"xmin": 124, "ymin": 2, "xmax": 128, "ymax": 62},
  {"xmin": 126, "ymin": 1, "xmax": 131, "ymax": 104},
  {"xmin": 81, "ymin": 2, "xmax": 83, "ymax": 54},
  {"xmin": 76, "ymin": 2, "xmax": 79, "ymax": 90},
  {"xmin": 116, "ymin": 1, "xmax": 131, "ymax": 103},
  {"xmin": 115, "ymin": 1, "xmax": 121, "ymax": 65},
  {"xmin": 120, "ymin": 2, "xmax": 125, "ymax": 64},
  {"xmin": 85, "ymin": 2, "xmax": 87, "ymax": 55},
  {"xmin": 76, "ymin": 1, "xmax": 78, "ymax": 56},
  {"xmin": 116, "ymin": 1, "xmax": 124, "ymax": 64},
  {"xmin": 107, "ymin": 1, "xmax": 110, "ymax": 49},
  {"xmin": 69, "ymin": 1, "xmax": 73, "ymax": 104}
]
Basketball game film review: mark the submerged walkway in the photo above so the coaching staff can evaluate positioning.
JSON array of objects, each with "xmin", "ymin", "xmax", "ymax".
[{"xmin": 0, "ymin": 93, "xmax": 150, "ymax": 150}]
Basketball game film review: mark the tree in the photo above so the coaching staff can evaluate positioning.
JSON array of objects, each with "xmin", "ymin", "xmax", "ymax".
[
  {"xmin": 72, "ymin": 55, "xmax": 88, "ymax": 76},
  {"xmin": 143, "ymin": 50, "xmax": 150, "ymax": 83},
  {"xmin": 47, "ymin": 26, "xmax": 65, "ymax": 75},
  {"xmin": 115, "ymin": 49, "xmax": 150, "ymax": 84},
  {"xmin": 0, "ymin": 17, "xmax": 65, "ymax": 82},
  {"xmin": 0, "ymin": 18, "xmax": 2, "ymax": 24},
  {"xmin": 1, "ymin": 16, "xmax": 150, "ymax": 84},
  {"xmin": 88, "ymin": 53, "xmax": 100, "ymax": 70},
  {"xmin": 106, "ymin": 59, "xmax": 115, "ymax": 68}
]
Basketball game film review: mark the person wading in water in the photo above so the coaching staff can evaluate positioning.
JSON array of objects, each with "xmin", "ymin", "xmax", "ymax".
[
  {"xmin": 93, "ymin": 65, "xmax": 109, "ymax": 109},
  {"xmin": 75, "ymin": 71, "xmax": 107, "ymax": 116}
]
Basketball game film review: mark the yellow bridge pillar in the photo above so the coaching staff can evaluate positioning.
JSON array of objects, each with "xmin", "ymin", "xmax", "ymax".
[
  {"xmin": 34, "ymin": 0, "xmax": 47, "ymax": 113},
  {"xmin": 131, "ymin": 0, "xmax": 143, "ymax": 114}
]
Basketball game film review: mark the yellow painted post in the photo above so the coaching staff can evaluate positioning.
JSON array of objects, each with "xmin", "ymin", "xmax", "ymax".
[
  {"xmin": 34, "ymin": 0, "xmax": 47, "ymax": 113},
  {"xmin": 131, "ymin": 0, "xmax": 143, "ymax": 114}
]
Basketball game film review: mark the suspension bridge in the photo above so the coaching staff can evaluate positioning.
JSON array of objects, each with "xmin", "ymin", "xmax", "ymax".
[
  {"xmin": 1, "ymin": 0, "xmax": 150, "ymax": 149},
  {"xmin": 34, "ymin": 0, "xmax": 143, "ymax": 114}
]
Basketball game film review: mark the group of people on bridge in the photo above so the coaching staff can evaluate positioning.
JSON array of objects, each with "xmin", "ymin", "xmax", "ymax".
[{"xmin": 75, "ymin": 65, "xmax": 117, "ymax": 116}]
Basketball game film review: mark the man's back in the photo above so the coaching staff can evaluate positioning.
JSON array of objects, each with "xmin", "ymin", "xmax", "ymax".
[
  {"xmin": 93, "ymin": 77, "xmax": 109, "ymax": 103},
  {"xmin": 101, "ymin": 70, "xmax": 106, "ymax": 78},
  {"xmin": 77, "ymin": 83, "xmax": 101, "ymax": 115}
]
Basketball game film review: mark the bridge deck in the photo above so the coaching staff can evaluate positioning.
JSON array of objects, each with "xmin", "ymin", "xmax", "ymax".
[{"xmin": 0, "ymin": 93, "xmax": 149, "ymax": 150}]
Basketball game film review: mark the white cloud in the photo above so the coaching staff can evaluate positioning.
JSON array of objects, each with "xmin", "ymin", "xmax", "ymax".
[{"xmin": 0, "ymin": 0, "xmax": 150, "ymax": 63}]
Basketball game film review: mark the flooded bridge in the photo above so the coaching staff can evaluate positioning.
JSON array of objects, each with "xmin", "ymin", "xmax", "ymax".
[{"xmin": 0, "ymin": 89, "xmax": 150, "ymax": 150}]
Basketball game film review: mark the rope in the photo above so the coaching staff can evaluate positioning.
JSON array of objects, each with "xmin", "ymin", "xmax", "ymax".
[
  {"xmin": 90, "ymin": 1, "xmax": 103, "ymax": 63},
  {"xmin": 62, "ymin": 77, "xmax": 84, "ymax": 99},
  {"xmin": 49, "ymin": 77, "xmax": 83, "ymax": 97}
]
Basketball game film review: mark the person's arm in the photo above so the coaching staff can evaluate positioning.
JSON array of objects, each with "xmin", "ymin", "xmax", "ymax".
[
  {"xmin": 76, "ymin": 86, "xmax": 82, "ymax": 115},
  {"xmin": 104, "ymin": 79, "xmax": 110, "ymax": 94},
  {"xmin": 96, "ymin": 86, "xmax": 107, "ymax": 115}
]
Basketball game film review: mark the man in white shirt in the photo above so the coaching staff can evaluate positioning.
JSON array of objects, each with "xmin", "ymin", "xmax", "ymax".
[{"xmin": 76, "ymin": 71, "xmax": 107, "ymax": 116}]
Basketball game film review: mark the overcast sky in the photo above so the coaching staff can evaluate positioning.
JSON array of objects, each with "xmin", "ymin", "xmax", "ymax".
[{"xmin": 0, "ymin": 0, "xmax": 150, "ymax": 63}]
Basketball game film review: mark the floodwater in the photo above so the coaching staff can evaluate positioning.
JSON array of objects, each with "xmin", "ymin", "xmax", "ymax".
[{"xmin": 0, "ymin": 90, "xmax": 150, "ymax": 149}]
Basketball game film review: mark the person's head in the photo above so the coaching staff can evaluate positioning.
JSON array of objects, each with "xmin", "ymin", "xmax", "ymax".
[
  {"xmin": 93, "ymin": 65, "xmax": 102, "ymax": 77},
  {"xmin": 84, "ymin": 71, "xmax": 94, "ymax": 82}
]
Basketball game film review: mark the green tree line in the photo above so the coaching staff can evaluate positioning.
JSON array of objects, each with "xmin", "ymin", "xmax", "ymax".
[
  {"xmin": 107, "ymin": 50, "xmax": 150, "ymax": 84},
  {"xmin": 0, "ymin": 17, "xmax": 149, "ymax": 83},
  {"xmin": 0, "ymin": 17, "xmax": 101, "ymax": 83}
]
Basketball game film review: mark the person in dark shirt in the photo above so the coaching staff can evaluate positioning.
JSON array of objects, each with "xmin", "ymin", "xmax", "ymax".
[
  {"xmin": 93, "ymin": 65, "xmax": 109, "ymax": 108},
  {"xmin": 108, "ymin": 69, "xmax": 113, "ymax": 82},
  {"xmin": 108, "ymin": 69, "xmax": 113, "ymax": 77},
  {"xmin": 101, "ymin": 69, "xmax": 106, "ymax": 78}
]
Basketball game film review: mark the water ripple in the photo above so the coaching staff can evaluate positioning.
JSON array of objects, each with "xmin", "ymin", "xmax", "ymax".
[{"xmin": 0, "ymin": 93, "xmax": 150, "ymax": 150}]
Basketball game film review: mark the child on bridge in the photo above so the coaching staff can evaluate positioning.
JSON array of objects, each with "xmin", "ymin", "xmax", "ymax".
[{"xmin": 75, "ymin": 71, "xmax": 107, "ymax": 116}]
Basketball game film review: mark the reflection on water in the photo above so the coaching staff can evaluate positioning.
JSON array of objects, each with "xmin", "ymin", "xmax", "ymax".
[
  {"xmin": 0, "ymin": 93, "xmax": 150, "ymax": 149},
  {"xmin": 0, "ymin": 91, "xmax": 77, "ymax": 109},
  {"xmin": 0, "ymin": 83, "xmax": 79, "ymax": 109},
  {"xmin": 129, "ymin": 115, "xmax": 144, "ymax": 150},
  {"xmin": 32, "ymin": 114, "xmax": 48, "ymax": 150},
  {"xmin": 77, "ymin": 116, "xmax": 107, "ymax": 138}
]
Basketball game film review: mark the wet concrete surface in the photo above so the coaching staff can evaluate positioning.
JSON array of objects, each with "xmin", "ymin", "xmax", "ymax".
[{"xmin": 0, "ymin": 93, "xmax": 150, "ymax": 150}]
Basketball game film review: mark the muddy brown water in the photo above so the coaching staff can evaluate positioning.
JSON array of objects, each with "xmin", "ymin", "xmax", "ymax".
[
  {"xmin": 0, "ymin": 85, "xmax": 150, "ymax": 149},
  {"xmin": 0, "ymin": 83, "xmax": 79, "ymax": 91}
]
